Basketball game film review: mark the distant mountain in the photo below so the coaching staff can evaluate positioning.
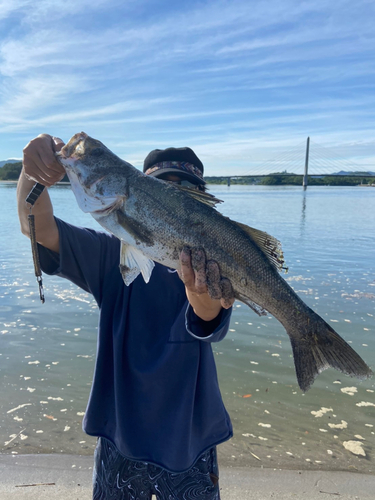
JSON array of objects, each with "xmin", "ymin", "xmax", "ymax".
[
  {"xmin": 0, "ymin": 159, "xmax": 21, "ymax": 168},
  {"xmin": 334, "ymin": 170, "xmax": 375, "ymax": 176}
]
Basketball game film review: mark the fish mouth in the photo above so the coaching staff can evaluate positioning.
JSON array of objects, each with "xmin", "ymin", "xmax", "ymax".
[
  {"xmin": 58, "ymin": 132, "xmax": 88, "ymax": 161},
  {"xmin": 55, "ymin": 134, "xmax": 86, "ymax": 170}
]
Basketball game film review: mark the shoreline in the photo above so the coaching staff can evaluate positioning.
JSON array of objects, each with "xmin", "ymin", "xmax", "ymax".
[
  {"xmin": 1, "ymin": 445, "xmax": 374, "ymax": 477},
  {"xmin": 3, "ymin": 436, "xmax": 374, "ymax": 475},
  {"xmin": 0, "ymin": 453, "xmax": 374, "ymax": 499}
]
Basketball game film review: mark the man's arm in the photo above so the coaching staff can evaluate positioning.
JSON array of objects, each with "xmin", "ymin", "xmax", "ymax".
[{"xmin": 17, "ymin": 134, "xmax": 66, "ymax": 253}]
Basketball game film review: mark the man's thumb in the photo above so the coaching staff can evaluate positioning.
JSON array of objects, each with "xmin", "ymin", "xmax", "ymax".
[{"xmin": 52, "ymin": 136, "xmax": 65, "ymax": 152}]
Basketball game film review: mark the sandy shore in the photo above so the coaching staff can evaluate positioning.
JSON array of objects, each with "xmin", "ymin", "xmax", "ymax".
[{"xmin": 0, "ymin": 454, "xmax": 374, "ymax": 499}]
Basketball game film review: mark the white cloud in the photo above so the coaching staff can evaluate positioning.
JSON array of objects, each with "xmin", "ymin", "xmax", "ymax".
[
  {"xmin": 0, "ymin": 74, "xmax": 91, "ymax": 120},
  {"xmin": 0, "ymin": 0, "xmax": 29, "ymax": 21},
  {"xmin": 0, "ymin": 0, "xmax": 127, "ymax": 24},
  {"xmin": 0, "ymin": 0, "xmax": 374, "ymax": 171}
]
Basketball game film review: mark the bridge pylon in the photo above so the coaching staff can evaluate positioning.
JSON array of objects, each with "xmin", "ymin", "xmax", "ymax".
[{"xmin": 303, "ymin": 136, "xmax": 310, "ymax": 190}]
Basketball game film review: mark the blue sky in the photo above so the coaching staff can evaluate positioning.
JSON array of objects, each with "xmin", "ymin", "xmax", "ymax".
[{"xmin": 0, "ymin": 0, "xmax": 374, "ymax": 175}]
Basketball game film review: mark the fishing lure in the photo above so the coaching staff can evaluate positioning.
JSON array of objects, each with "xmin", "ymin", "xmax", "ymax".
[{"xmin": 25, "ymin": 182, "xmax": 45, "ymax": 303}]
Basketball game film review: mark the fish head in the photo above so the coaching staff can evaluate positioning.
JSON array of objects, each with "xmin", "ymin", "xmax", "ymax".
[{"xmin": 56, "ymin": 132, "xmax": 129, "ymax": 214}]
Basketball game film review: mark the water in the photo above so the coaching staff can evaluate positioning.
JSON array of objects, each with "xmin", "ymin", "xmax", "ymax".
[{"xmin": 1, "ymin": 182, "xmax": 374, "ymax": 473}]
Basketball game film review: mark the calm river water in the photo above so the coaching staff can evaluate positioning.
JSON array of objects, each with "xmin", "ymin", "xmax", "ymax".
[{"xmin": 0, "ymin": 182, "xmax": 374, "ymax": 473}]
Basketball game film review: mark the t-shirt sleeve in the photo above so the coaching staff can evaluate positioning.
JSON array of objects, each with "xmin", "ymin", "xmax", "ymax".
[
  {"xmin": 38, "ymin": 217, "xmax": 120, "ymax": 305},
  {"xmin": 185, "ymin": 304, "xmax": 232, "ymax": 343}
]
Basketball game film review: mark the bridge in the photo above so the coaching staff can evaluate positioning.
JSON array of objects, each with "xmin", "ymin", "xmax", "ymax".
[{"xmin": 208, "ymin": 138, "xmax": 374, "ymax": 189}]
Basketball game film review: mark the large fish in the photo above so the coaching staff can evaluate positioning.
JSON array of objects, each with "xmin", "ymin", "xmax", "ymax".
[{"xmin": 56, "ymin": 132, "xmax": 372, "ymax": 391}]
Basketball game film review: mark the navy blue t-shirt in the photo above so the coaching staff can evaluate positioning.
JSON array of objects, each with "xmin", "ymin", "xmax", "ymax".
[{"xmin": 39, "ymin": 218, "xmax": 233, "ymax": 472}]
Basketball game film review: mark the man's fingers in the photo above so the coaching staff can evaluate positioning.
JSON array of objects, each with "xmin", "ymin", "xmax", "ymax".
[
  {"xmin": 23, "ymin": 156, "xmax": 55, "ymax": 186},
  {"xmin": 191, "ymin": 247, "xmax": 205, "ymax": 272},
  {"xmin": 35, "ymin": 136, "xmax": 66, "ymax": 175},
  {"xmin": 178, "ymin": 246, "xmax": 195, "ymax": 287},
  {"xmin": 206, "ymin": 260, "xmax": 222, "ymax": 300},
  {"xmin": 180, "ymin": 248, "xmax": 235, "ymax": 309},
  {"xmin": 23, "ymin": 134, "xmax": 66, "ymax": 184},
  {"xmin": 23, "ymin": 156, "xmax": 64, "ymax": 186},
  {"xmin": 220, "ymin": 278, "xmax": 235, "ymax": 309},
  {"xmin": 207, "ymin": 261, "xmax": 235, "ymax": 306},
  {"xmin": 191, "ymin": 248, "xmax": 207, "ymax": 294}
]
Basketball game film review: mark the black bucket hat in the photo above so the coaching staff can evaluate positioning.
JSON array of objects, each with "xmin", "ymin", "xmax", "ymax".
[{"xmin": 143, "ymin": 147, "xmax": 206, "ymax": 185}]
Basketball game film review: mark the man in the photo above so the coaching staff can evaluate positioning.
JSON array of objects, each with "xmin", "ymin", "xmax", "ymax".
[{"xmin": 18, "ymin": 135, "xmax": 234, "ymax": 500}]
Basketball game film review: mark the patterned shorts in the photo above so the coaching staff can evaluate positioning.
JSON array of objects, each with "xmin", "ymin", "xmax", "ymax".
[{"xmin": 92, "ymin": 437, "xmax": 220, "ymax": 500}]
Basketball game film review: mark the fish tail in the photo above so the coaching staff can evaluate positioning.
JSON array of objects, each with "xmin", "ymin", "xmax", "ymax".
[{"xmin": 289, "ymin": 317, "xmax": 372, "ymax": 392}]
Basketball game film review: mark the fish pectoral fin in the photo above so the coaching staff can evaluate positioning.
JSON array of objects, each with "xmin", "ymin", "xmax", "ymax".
[
  {"xmin": 234, "ymin": 221, "xmax": 288, "ymax": 273},
  {"xmin": 235, "ymin": 293, "xmax": 267, "ymax": 316},
  {"xmin": 174, "ymin": 185, "xmax": 223, "ymax": 207},
  {"xmin": 119, "ymin": 242, "xmax": 141, "ymax": 285},
  {"xmin": 119, "ymin": 264, "xmax": 141, "ymax": 286},
  {"xmin": 119, "ymin": 242, "xmax": 155, "ymax": 285}
]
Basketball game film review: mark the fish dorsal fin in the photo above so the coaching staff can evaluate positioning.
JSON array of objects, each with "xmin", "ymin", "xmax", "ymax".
[
  {"xmin": 174, "ymin": 185, "xmax": 223, "ymax": 208},
  {"xmin": 119, "ymin": 242, "xmax": 155, "ymax": 285},
  {"xmin": 234, "ymin": 221, "xmax": 288, "ymax": 273}
]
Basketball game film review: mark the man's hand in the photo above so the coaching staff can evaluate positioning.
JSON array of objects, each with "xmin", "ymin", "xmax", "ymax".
[
  {"xmin": 17, "ymin": 134, "xmax": 65, "ymax": 253},
  {"xmin": 23, "ymin": 134, "xmax": 66, "ymax": 187},
  {"xmin": 178, "ymin": 247, "xmax": 234, "ymax": 322}
]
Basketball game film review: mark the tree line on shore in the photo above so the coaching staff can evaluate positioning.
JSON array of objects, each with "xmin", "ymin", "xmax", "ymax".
[
  {"xmin": 1, "ymin": 162, "xmax": 374, "ymax": 186},
  {"xmin": 0, "ymin": 161, "xmax": 22, "ymax": 180},
  {"xmin": 204, "ymin": 174, "xmax": 375, "ymax": 186},
  {"xmin": 0, "ymin": 161, "xmax": 69, "ymax": 181}
]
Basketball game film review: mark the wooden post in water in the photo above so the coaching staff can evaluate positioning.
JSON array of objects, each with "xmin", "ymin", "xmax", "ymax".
[
  {"xmin": 227, "ymin": 177, "xmax": 231, "ymax": 186},
  {"xmin": 303, "ymin": 136, "xmax": 310, "ymax": 190}
]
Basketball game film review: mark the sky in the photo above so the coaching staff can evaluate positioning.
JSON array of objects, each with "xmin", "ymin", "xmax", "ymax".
[{"xmin": 0, "ymin": 0, "xmax": 374, "ymax": 175}]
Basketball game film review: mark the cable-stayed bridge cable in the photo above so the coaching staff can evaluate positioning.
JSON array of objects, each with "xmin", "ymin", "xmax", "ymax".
[{"xmin": 235, "ymin": 138, "xmax": 369, "ymax": 177}]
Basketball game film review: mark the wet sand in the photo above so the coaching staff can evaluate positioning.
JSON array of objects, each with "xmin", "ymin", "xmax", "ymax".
[{"xmin": 0, "ymin": 453, "xmax": 374, "ymax": 499}]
